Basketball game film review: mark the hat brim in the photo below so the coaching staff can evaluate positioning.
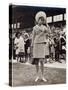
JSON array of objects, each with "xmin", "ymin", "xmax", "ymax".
[{"xmin": 35, "ymin": 11, "xmax": 46, "ymax": 22}]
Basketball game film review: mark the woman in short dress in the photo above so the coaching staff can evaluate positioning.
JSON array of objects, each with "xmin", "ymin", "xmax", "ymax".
[
  {"xmin": 14, "ymin": 32, "xmax": 20, "ymax": 62},
  {"xmin": 14, "ymin": 32, "xmax": 25, "ymax": 62},
  {"xmin": 32, "ymin": 11, "xmax": 51, "ymax": 82}
]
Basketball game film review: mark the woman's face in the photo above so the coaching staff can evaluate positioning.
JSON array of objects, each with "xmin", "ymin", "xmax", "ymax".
[
  {"xmin": 50, "ymin": 34, "xmax": 53, "ymax": 38},
  {"xmin": 38, "ymin": 17, "xmax": 44, "ymax": 25},
  {"xmin": 17, "ymin": 33, "xmax": 20, "ymax": 38}
]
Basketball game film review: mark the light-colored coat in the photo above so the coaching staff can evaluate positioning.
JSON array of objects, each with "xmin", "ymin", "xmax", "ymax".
[
  {"xmin": 14, "ymin": 36, "xmax": 25, "ymax": 55},
  {"xmin": 32, "ymin": 25, "xmax": 50, "ymax": 44},
  {"xmin": 32, "ymin": 24, "xmax": 50, "ymax": 58}
]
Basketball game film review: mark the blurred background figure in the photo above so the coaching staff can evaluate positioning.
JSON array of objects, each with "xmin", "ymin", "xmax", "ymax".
[
  {"xmin": 49, "ymin": 33, "xmax": 55, "ymax": 62},
  {"xmin": 24, "ymin": 31, "xmax": 31, "ymax": 63},
  {"xmin": 59, "ymin": 31, "xmax": 66, "ymax": 60},
  {"xmin": 14, "ymin": 32, "xmax": 25, "ymax": 62},
  {"xmin": 54, "ymin": 33, "xmax": 62, "ymax": 63},
  {"xmin": 14, "ymin": 32, "xmax": 21, "ymax": 62},
  {"xmin": 18, "ymin": 32, "xmax": 25, "ymax": 63}
]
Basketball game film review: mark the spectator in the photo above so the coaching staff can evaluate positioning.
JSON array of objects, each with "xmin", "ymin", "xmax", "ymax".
[
  {"xmin": 24, "ymin": 32, "xmax": 31, "ymax": 63},
  {"xmin": 54, "ymin": 34, "xmax": 62, "ymax": 63},
  {"xmin": 14, "ymin": 32, "xmax": 25, "ymax": 62},
  {"xmin": 49, "ymin": 33, "xmax": 55, "ymax": 61},
  {"xmin": 59, "ymin": 32, "xmax": 66, "ymax": 60}
]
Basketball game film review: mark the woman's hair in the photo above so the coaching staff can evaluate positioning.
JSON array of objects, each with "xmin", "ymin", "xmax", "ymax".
[{"xmin": 15, "ymin": 32, "xmax": 20, "ymax": 37}]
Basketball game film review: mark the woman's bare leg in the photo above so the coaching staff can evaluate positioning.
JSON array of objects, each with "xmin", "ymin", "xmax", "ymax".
[
  {"xmin": 35, "ymin": 61, "xmax": 39, "ymax": 82},
  {"xmin": 40, "ymin": 59, "xmax": 47, "ymax": 82},
  {"xmin": 40, "ymin": 59, "xmax": 44, "ymax": 77}
]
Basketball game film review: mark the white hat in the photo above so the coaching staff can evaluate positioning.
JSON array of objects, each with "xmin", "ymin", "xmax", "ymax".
[
  {"xmin": 24, "ymin": 32, "xmax": 29, "ymax": 37},
  {"xmin": 35, "ymin": 11, "xmax": 46, "ymax": 22}
]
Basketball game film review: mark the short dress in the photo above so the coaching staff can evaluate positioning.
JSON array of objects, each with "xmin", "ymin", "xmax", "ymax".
[
  {"xmin": 19, "ymin": 36, "xmax": 25, "ymax": 57},
  {"xmin": 14, "ymin": 37, "xmax": 20, "ymax": 55},
  {"xmin": 14, "ymin": 36, "xmax": 25, "ymax": 56},
  {"xmin": 32, "ymin": 24, "xmax": 50, "ymax": 64}
]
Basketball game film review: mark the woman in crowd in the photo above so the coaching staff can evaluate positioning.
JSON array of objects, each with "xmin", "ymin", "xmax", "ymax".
[
  {"xmin": 32, "ymin": 11, "xmax": 50, "ymax": 82},
  {"xmin": 14, "ymin": 32, "xmax": 25, "ymax": 62},
  {"xmin": 14, "ymin": 32, "xmax": 21, "ymax": 62},
  {"xmin": 59, "ymin": 32, "xmax": 66, "ymax": 60},
  {"xmin": 24, "ymin": 32, "xmax": 31, "ymax": 63},
  {"xmin": 49, "ymin": 33, "xmax": 55, "ymax": 61},
  {"xmin": 19, "ymin": 33, "xmax": 25, "ymax": 62},
  {"xmin": 54, "ymin": 33, "xmax": 62, "ymax": 63}
]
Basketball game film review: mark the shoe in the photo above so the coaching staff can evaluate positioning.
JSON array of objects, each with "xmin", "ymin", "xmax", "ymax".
[
  {"xmin": 42, "ymin": 77, "xmax": 47, "ymax": 82},
  {"xmin": 25, "ymin": 62, "xmax": 31, "ymax": 65},
  {"xmin": 58, "ymin": 60, "xmax": 62, "ymax": 63},
  {"xmin": 35, "ymin": 76, "xmax": 39, "ymax": 82}
]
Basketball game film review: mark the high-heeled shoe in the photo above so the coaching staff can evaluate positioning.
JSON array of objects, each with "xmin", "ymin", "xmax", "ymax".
[{"xmin": 35, "ymin": 76, "xmax": 39, "ymax": 82}]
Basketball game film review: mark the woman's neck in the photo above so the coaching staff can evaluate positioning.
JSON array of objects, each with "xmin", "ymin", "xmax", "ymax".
[{"xmin": 38, "ymin": 23, "xmax": 42, "ymax": 26}]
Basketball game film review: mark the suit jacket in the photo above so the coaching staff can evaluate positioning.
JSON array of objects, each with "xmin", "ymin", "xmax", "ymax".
[{"xmin": 32, "ymin": 24, "xmax": 50, "ymax": 44}]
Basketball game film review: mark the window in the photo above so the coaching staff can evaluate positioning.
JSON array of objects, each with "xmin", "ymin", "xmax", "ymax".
[
  {"xmin": 47, "ymin": 16, "xmax": 52, "ymax": 23},
  {"xmin": 17, "ymin": 22, "xmax": 20, "ymax": 28},
  {"xmin": 53, "ymin": 14, "xmax": 63, "ymax": 22},
  {"xmin": 14, "ymin": 23, "xmax": 16, "ymax": 29}
]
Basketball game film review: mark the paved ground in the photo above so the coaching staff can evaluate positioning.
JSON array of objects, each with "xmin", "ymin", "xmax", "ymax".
[
  {"xmin": 12, "ymin": 59, "xmax": 66, "ymax": 69},
  {"xmin": 12, "ymin": 61, "xmax": 66, "ymax": 87}
]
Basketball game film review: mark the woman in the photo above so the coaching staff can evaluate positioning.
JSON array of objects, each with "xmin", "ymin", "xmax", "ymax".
[
  {"xmin": 19, "ymin": 33, "xmax": 25, "ymax": 62},
  {"xmin": 54, "ymin": 33, "xmax": 62, "ymax": 63},
  {"xmin": 14, "ymin": 32, "xmax": 25, "ymax": 62},
  {"xmin": 59, "ymin": 32, "xmax": 66, "ymax": 60},
  {"xmin": 14, "ymin": 32, "xmax": 21, "ymax": 62},
  {"xmin": 24, "ymin": 32, "xmax": 31, "ymax": 63},
  {"xmin": 32, "ymin": 11, "xmax": 50, "ymax": 82},
  {"xmin": 49, "ymin": 33, "xmax": 55, "ymax": 61}
]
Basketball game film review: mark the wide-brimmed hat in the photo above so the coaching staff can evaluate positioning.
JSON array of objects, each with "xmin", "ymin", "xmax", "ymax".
[{"xmin": 35, "ymin": 11, "xmax": 46, "ymax": 22}]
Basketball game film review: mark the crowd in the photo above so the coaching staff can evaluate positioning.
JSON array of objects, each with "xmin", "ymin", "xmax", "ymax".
[
  {"xmin": 10, "ymin": 24, "xmax": 66, "ymax": 64},
  {"xmin": 12, "ymin": 31, "xmax": 31, "ymax": 63}
]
